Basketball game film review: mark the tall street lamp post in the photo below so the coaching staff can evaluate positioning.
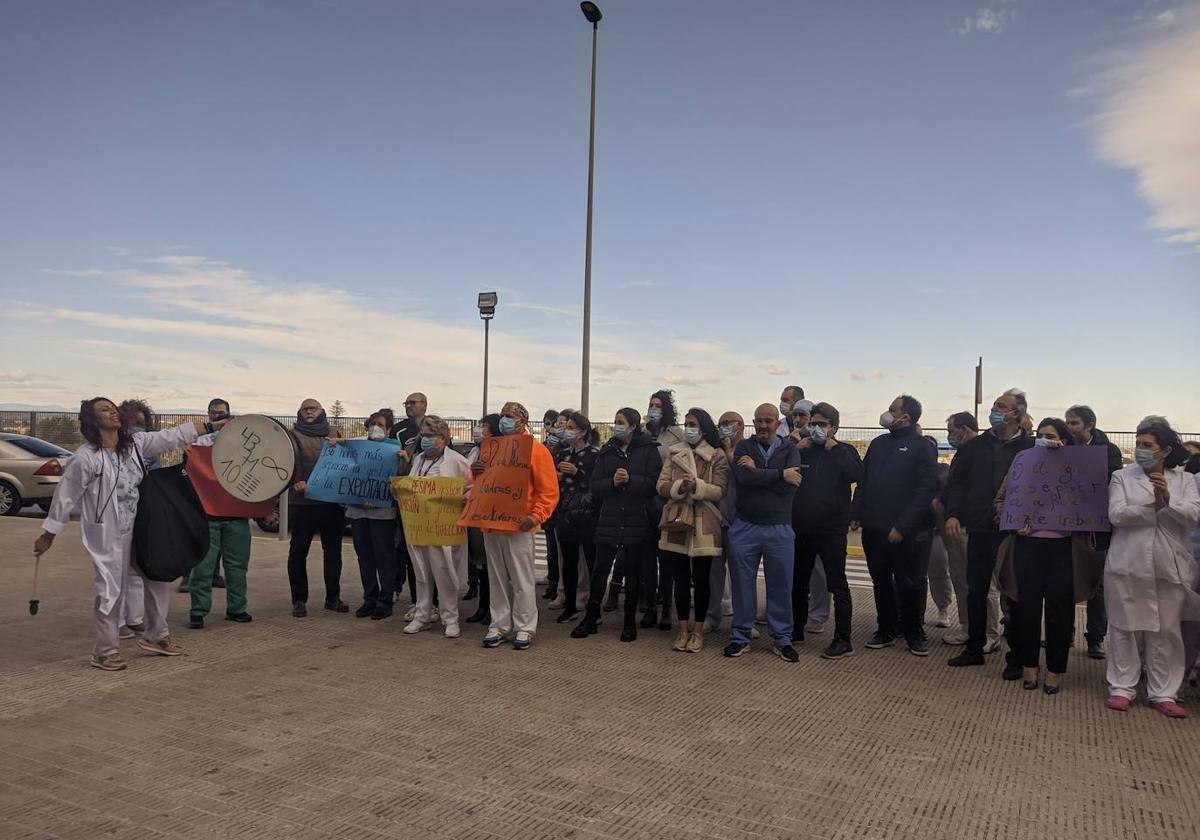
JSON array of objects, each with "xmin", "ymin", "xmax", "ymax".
[
  {"xmin": 579, "ymin": 1, "xmax": 602, "ymax": 415},
  {"xmin": 478, "ymin": 291, "xmax": 497, "ymax": 417}
]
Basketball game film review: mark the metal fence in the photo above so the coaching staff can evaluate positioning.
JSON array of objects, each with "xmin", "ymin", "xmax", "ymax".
[{"xmin": 2, "ymin": 410, "xmax": 1192, "ymax": 463}]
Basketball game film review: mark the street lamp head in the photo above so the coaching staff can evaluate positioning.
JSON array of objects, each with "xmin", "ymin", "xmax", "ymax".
[
  {"xmin": 478, "ymin": 291, "xmax": 498, "ymax": 319},
  {"xmin": 580, "ymin": 2, "xmax": 602, "ymax": 24}
]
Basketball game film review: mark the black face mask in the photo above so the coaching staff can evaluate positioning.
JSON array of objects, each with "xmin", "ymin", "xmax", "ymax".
[{"xmin": 1186, "ymin": 453, "xmax": 1200, "ymax": 475}]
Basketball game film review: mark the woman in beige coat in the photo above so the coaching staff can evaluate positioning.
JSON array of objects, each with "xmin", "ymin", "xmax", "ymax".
[{"xmin": 657, "ymin": 408, "xmax": 729, "ymax": 653}]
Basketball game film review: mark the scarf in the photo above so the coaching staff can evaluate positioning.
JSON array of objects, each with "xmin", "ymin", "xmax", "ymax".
[{"xmin": 294, "ymin": 410, "xmax": 330, "ymax": 437}]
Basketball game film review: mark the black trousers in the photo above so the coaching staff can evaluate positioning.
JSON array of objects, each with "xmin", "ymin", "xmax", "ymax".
[
  {"xmin": 965, "ymin": 530, "xmax": 1020, "ymax": 663},
  {"xmin": 586, "ymin": 542, "xmax": 649, "ymax": 626},
  {"xmin": 1085, "ymin": 580, "xmax": 1107, "ymax": 644},
  {"xmin": 350, "ymin": 517, "xmax": 396, "ymax": 611},
  {"xmin": 287, "ymin": 502, "xmax": 344, "ymax": 604},
  {"xmin": 862, "ymin": 528, "xmax": 928, "ymax": 641},
  {"xmin": 666, "ymin": 551, "xmax": 711, "ymax": 622},
  {"xmin": 558, "ymin": 536, "xmax": 597, "ymax": 612},
  {"xmin": 1013, "ymin": 535, "xmax": 1074, "ymax": 673},
  {"xmin": 545, "ymin": 523, "xmax": 561, "ymax": 590},
  {"xmin": 793, "ymin": 532, "xmax": 853, "ymax": 641}
]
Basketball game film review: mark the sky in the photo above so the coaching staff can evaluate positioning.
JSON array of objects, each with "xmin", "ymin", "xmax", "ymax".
[{"xmin": 1, "ymin": 0, "xmax": 1197, "ymax": 432}]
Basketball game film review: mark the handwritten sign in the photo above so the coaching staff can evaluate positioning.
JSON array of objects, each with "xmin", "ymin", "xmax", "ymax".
[
  {"xmin": 1000, "ymin": 446, "xmax": 1111, "ymax": 533},
  {"xmin": 212, "ymin": 415, "xmax": 297, "ymax": 503},
  {"xmin": 458, "ymin": 435, "xmax": 532, "ymax": 532},
  {"xmin": 392, "ymin": 476, "xmax": 467, "ymax": 546},
  {"xmin": 305, "ymin": 440, "xmax": 400, "ymax": 506},
  {"xmin": 187, "ymin": 445, "xmax": 277, "ymax": 518}
]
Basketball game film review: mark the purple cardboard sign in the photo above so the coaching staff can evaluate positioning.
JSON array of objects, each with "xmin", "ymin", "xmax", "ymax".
[{"xmin": 999, "ymin": 446, "xmax": 1112, "ymax": 533}]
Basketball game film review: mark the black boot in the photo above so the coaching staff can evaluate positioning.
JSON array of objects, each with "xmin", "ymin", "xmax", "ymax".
[
  {"xmin": 571, "ymin": 616, "xmax": 599, "ymax": 638},
  {"xmin": 620, "ymin": 622, "xmax": 638, "ymax": 642},
  {"xmin": 466, "ymin": 569, "xmax": 490, "ymax": 622},
  {"xmin": 657, "ymin": 602, "xmax": 672, "ymax": 631},
  {"xmin": 639, "ymin": 607, "xmax": 657, "ymax": 629}
]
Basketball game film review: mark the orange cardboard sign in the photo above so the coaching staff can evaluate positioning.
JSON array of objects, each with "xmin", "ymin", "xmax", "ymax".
[{"xmin": 457, "ymin": 435, "xmax": 532, "ymax": 532}]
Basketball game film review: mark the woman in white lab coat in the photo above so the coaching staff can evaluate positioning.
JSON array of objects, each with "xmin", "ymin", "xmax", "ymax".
[
  {"xmin": 402, "ymin": 415, "xmax": 473, "ymax": 639},
  {"xmin": 33, "ymin": 397, "xmax": 226, "ymax": 671},
  {"xmin": 1104, "ymin": 422, "xmax": 1200, "ymax": 717}
]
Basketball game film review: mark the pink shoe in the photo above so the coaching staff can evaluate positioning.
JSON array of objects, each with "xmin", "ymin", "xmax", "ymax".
[
  {"xmin": 1105, "ymin": 695, "xmax": 1131, "ymax": 712},
  {"xmin": 1152, "ymin": 700, "xmax": 1188, "ymax": 719}
]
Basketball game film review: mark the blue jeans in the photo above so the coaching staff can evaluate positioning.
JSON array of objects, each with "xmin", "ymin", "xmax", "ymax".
[{"xmin": 728, "ymin": 519, "xmax": 795, "ymax": 646}]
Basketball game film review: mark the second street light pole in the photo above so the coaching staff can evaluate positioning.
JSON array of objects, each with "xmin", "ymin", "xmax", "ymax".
[
  {"xmin": 478, "ymin": 292, "xmax": 497, "ymax": 417},
  {"xmin": 579, "ymin": 2, "xmax": 602, "ymax": 416}
]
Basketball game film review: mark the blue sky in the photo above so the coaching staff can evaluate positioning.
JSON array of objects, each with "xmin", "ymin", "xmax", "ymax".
[{"xmin": 1, "ymin": 1, "xmax": 1197, "ymax": 431}]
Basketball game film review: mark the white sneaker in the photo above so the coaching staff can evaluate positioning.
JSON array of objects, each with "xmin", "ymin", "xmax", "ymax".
[
  {"xmin": 804, "ymin": 619, "xmax": 826, "ymax": 634},
  {"xmin": 403, "ymin": 620, "xmax": 432, "ymax": 634},
  {"xmin": 703, "ymin": 618, "xmax": 720, "ymax": 633},
  {"xmin": 431, "ymin": 608, "xmax": 440, "ymax": 624},
  {"xmin": 943, "ymin": 628, "xmax": 969, "ymax": 646},
  {"xmin": 723, "ymin": 605, "xmax": 734, "ymax": 617},
  {"xmin": 513, "ymin": 630, "xmax": 533, "ymax": 650},
  {"xmin": 983, "ymin": 638, "xmax": 1002, "ymax": 654},
  {"xmin": 444, "ymin": 623, "xmax": 461, "ymax": 639},
  {"xmin": 935, "ymin": 609, "xmax": 952, "ymax": 628},
  {"xmin": 751, "ymin": 627, "xmax": 761, "ymax": 640},
  {"xmin": 548, "ymin": 596, "xmax": 565, "ymax": 610},
  {"xmin": 403, "ymin": 605, "xmax": 416, "ymax": 621}
]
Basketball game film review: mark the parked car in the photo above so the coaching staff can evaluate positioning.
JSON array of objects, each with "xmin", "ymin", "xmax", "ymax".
[{"xmin": 0, "ymin": 433, "xmax": 71, "ymax": 515}]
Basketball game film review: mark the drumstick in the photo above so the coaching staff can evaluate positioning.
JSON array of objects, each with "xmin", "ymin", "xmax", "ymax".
[{"xmin": 29, "ymin": 555, "xmax": 40, "ymax": 615}]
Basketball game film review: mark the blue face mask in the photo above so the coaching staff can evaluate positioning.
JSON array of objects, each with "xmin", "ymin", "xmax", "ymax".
[
  {"xmin": 1134, "ymin": 447, "xmax": 1158, "ymax": 470},
  {"xmin": 947, "ymin": 433, "xmax": 960, "ymax": 450},
  {"xmin": 611, "ymin": 423, "xmax": 629, "ymax": 441},
  {"xmin": 559, "ymin": 429, "xmax": 577, "ymax": 443},
  {"xmin": 499, "ymin": 417, "xmax": 519, "ymax": 435},
  {"xmin": 646, "ymin": 409, "xmax": 662, "ymax": 424},
  {"xmin": 683, "ymin": 427, "xmax": 702, "ymax": 445},
  {"xmin": 420, "ymin": 435, "xmax": 437, "ymax": 452},
  {"xmin": 718, "ymin": 425, "xmax": 735, "ymax": 439},
  {"xmin": 808, "ymin": 425, "xmax": 828, "ymax": 445},
  {"xmin": 1034, "ymin": 437, "xmax": 1050, "ymax": 447},
  {"xmin": 988, "ymin": 411, "xmax": 1006, "ymax": 431}
]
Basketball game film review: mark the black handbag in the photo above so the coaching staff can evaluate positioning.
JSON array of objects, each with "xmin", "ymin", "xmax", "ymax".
[
  {"xmin": 132, "ymin": 448, "xmax": 211, "ymax": 581},
  {"xmin": 557, "ymin": 487, "xmax": 597, "ymax": 538}
]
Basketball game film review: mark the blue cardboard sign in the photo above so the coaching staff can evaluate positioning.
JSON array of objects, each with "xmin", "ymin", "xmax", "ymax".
[{"xmin": 305, "ymin": 440, "xmax": 400, "ymax": 507}]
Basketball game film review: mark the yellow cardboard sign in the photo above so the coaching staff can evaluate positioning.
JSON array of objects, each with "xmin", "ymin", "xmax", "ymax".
[{"xmin": 391, "ymin": 476, "xmax": 467, "ymax": 546}]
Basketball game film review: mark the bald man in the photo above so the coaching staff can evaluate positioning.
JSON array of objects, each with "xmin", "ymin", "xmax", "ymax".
[{"xmin": 724, "ymin": 404, "xmax": 803, "ymax": 662}]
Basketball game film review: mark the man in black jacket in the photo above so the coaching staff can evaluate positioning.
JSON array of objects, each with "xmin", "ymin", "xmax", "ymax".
[
  {"xmin": 1065, "ymin": 404, "xmax": 1124, "ymax": 659},
  {"xmin": 791, "ymin": 402, "xmax": 863, "ymax": 660},
  {"xmin": 945, "ymin": 389, "xmax": 1033, "ymax": 674},
  {"xmin": 851, "ymin": 395, "xmax": 938, "ymax": 655},
  {"xmin": 725, "ymin": 404, "xmax": 803, "ymax": 662}
]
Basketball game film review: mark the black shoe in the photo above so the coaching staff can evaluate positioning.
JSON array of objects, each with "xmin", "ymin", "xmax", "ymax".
[
  {"xmin": 212, "ymin": 574, "xmax": 226, "ymax": 589},
  {"xmin": 355, "ymin": 604, "xmax": 374, "ymax": 618},
  {"xmin": 1087, "ymin": 641, "xmax": 1105, "ymax": 660},
  {"xmin": 821, "ymin": 638, "xmax": 854, "ymax": 660},
  {"xmin": 619, "ymin": 624, "xmax": 637, "ymax": 643},
  {"xmin": 542, "ymin": 586, "xmax": 558, "ymax": 600},
  {"xmin": 723, "ymin": 642, "xmax": 749, "ymax": 658},
  {"xmin": 292, "ymin": 602, "xmax": 307, "ymax": 618},
  {"xmin": 865, "ymin": 631, "xmax": 897, "ymax": 649},
  {"xmin": 773, "ymin": 644, "xmax": 800, "ymax": 663},
  {"xmin": 792, "ymin": 630, "xmax": 805, "ymax": 646},
  {"xmin": 465, "ymin": 607, "xmax": 489, "ymax": 624},
  {"xmin": 907, "ymin": 636, "xmax": 931, "ymax": 657},
  {"xmin": 947, "ymin": 650, "xmax": 985, "ymax": 667},
  {"xmin": 556, "ymin": 609, "xmax": 580, "ymax": 624},
  {"xmin": 324, "ymin": 600, "xmax": 350, "ymax": 613},
  {"xmin": 463, "ymin": 583, "xmax": 478, "ymax": 601},
  {"xmin": 370, "ymin": 606, "xmax": 393, "ymax": 621},
  {"xmin": 571, "ymin": 617, "xmax": 598, "ymax": 638},
  {"xmin": 639, "ymin": 609, "xmax": 657, "ymax": 629},
  {"xmin": 224, "ymin": 612, "xmax": 252, "ymax": 623},
  {"xmin": 187, "ymin": 615, "xmax": 204, "ymax": 630},
  {"xmin": 1002, "ymin": 663, "xmax": 1024, "ymax": 681}
]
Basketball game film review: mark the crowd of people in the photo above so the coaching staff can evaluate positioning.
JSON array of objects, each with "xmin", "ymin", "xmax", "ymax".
[{"xmin": 31, "ymin": 387, "xmax": 1200, "ymax": 718}]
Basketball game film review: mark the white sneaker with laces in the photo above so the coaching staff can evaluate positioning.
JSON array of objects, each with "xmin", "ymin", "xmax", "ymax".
[
  {"xmin": 403, "ymin": 620, "xmax": 432, "ymax": 634},
  {"xmin": 548, "ymin": 596, "xmax": 565, "ymax": 610},
  {"xmin": 982, "ymin": 638, "xmax": 1002, "ymax": 654},
  {"xmin": 430, "ymin": 608, "xmax": 440, "ymax": 624},
  {"xmin": 943, "ymin": 628, "xmax": 969, "ymax": 646},
  {"xmin": 403, "ymin": 605, "xmax": 416, "ymax": 622},
  {"xmin": 804, "ymin": 619, "xmax": 826, "ymax": 634},
  {"xmin": 444, "ymin": 623, "xmax": 461, "ymax": 639},
  {"xmin": 935, "ymin": 609, "xmax": 952, "ymax": 628}
]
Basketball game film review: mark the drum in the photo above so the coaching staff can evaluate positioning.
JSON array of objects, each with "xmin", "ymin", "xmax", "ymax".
[{"xmin": 211, "ymin": 415, "xmax": 298, "ymax": 503}]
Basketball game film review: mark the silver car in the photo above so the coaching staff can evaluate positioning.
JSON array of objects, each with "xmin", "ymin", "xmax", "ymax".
[{"xmin": 0, "ymin": 433, "xmax": 71, "ymax": 515}]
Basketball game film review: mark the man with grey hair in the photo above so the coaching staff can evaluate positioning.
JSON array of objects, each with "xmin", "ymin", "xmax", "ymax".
[{"xmin": 945, "ymin": 389, "xmax": 1033, "ymax": 677}]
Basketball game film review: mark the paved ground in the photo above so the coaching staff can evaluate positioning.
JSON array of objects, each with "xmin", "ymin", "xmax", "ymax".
[{"xmin": 2, "ymin": 516, "xmax": 1197, "ymax": 840}]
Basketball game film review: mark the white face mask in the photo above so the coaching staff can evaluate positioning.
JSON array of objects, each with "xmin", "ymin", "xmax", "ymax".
[
  {"xmin": 472, "ymin": 426, "xmax": 484, "ymax": 444},
  {"xmin": 367, "ymin": 426, "xmax": 386, "ymax": 441},
  {"xmin": 683, "ymin": 427, "xmax": 702, "ymax": 445},
  {"xmin": 879, "ymin": 411, "xmax": 895, "ymax": 429}
]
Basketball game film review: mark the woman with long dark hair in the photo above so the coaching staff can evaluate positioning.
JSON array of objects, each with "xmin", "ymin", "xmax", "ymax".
[
  {"xmin": 33, "ymin": 398, "xmax": 225, "ymax": 671},
  {"xmin": 571, "ymin": 408, "xmax": 663, "ymax": 642},
  {"xmin": 465, "ymin": 413, "xmax": 502, "ymax": 624},
  {"xmin": 643, "ymin": 389, "xmax": 685, "ymax": 629},
  {"xmin": 553, "ymin": 411, "xmax": 600, "ymax": 624},
  {"xmin": 656, "ymin": 408, "xmax": 729, "ymax": 652}
]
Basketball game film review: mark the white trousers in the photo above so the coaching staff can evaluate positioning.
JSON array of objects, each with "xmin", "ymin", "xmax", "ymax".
[
  {"xmin": 409, "ymin": 544, "xmax": 468, "ymax": 626},
  {"xmin": 94, "ymin": 532, "xmax": 170, "ymax": 657},
  {"xmin": 1107, "ymin": 586, "xmax": 1187, "ymax": 703},
  {"xmin": 484, "ymin": 531, "xmax": 537, "ymax": 636},
  {"xmin": 121, "ymin": 573, "xmax": 145, "ymax": 629}
]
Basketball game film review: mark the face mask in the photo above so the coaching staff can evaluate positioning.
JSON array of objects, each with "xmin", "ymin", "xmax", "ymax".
[
  {"xmin": 612, "ymin": 423, "xmax": 629, "ymax": 441},
  {"xmin": 367, "ymin": 426, "xmax": 386, "ymax": 441},
  {"xmin": 499, "ymin": 417, "xmax": 518, "ymax": 435},
  {"xmin": 548, "ymin": 427, "xmax": 564, "ymax": 440},
  {"xmin": 719, "ymin": 425, "xmax": 735, "ymax": 440},
  {"xmin": 989, "ymin": 411, "xmax": 1007, "ymax": 431},
  {"xmin": 472, "ymin": 426, "xmax": 483, "ymax": 444},
  {"xmin": 1134, "ymin": 447, "xmax": 1158, "ymax": 470},
  {"xmin": 879, "ymin": 411, "xmax": 895, "ymax": 429},
  {"xmin": 947, "ymin": 433, "xmax": 960, "ymax": 450},
  {"xmin": 646, "ymin": 409, "xmax": 662, "ymax": 424},
  {"xmin": 560, "ymin": 429, "xmax": 578, "ymax": 443},
  {"xmin": 683, "ymin": 427, "xmax": 702, "ymax": 445},
  {"xmin": 420, "ymin": 435, "xmax": 437, "ymax": 453},
  {"xmin": 808, "ymin": 425, "xmax": 828, "ymax": 445},
  {"xmin": 779, "ymin": 402, "xmax": 792, "ymax": 417},
  {"xmin": 1034, "ymin": 437, "xmax": 1050, "ymax": 447}
]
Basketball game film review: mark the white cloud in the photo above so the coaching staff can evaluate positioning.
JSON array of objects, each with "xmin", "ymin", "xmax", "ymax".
[
  {"xmin": 1090, "ymin": 7, "xmax": 1200, "ymax": 247},
  {"xmin": 761, "ymin": 364, "xmax": 791, "ymax": 375},
  {"xmin": 956, "ymin": 6, "xmax": 1014, "ymax": 35},
  {"xmin": 230, "ymin": 358, "xmax": 251, "ymax": 369},
  {"xmin": 849, "ymin": 371, "xmax": 885, "ymax": 382}
]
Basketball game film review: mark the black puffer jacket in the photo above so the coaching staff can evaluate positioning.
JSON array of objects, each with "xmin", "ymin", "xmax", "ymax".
[{"xmin": 590, "ymin": 431, "xmax": 663, "ymax": 546}]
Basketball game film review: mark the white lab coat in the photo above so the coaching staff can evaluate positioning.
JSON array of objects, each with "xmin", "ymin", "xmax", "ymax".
[
  {"xmin": 405, "ymin": 448, "xmax": 473, "ymax": 627},
  {"xmin": 44, "ymin": 425, "xmax": 199, "ymax": 616},
  {"xmin": 1105, "ymin": 464, "xmax": 1200, "ymax": 633}
]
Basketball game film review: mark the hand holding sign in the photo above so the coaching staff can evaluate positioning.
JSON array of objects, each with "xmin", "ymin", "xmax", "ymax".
[{"xmin": 999, "ymin": 446, "xmax": 1111, "ymax": 533}]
